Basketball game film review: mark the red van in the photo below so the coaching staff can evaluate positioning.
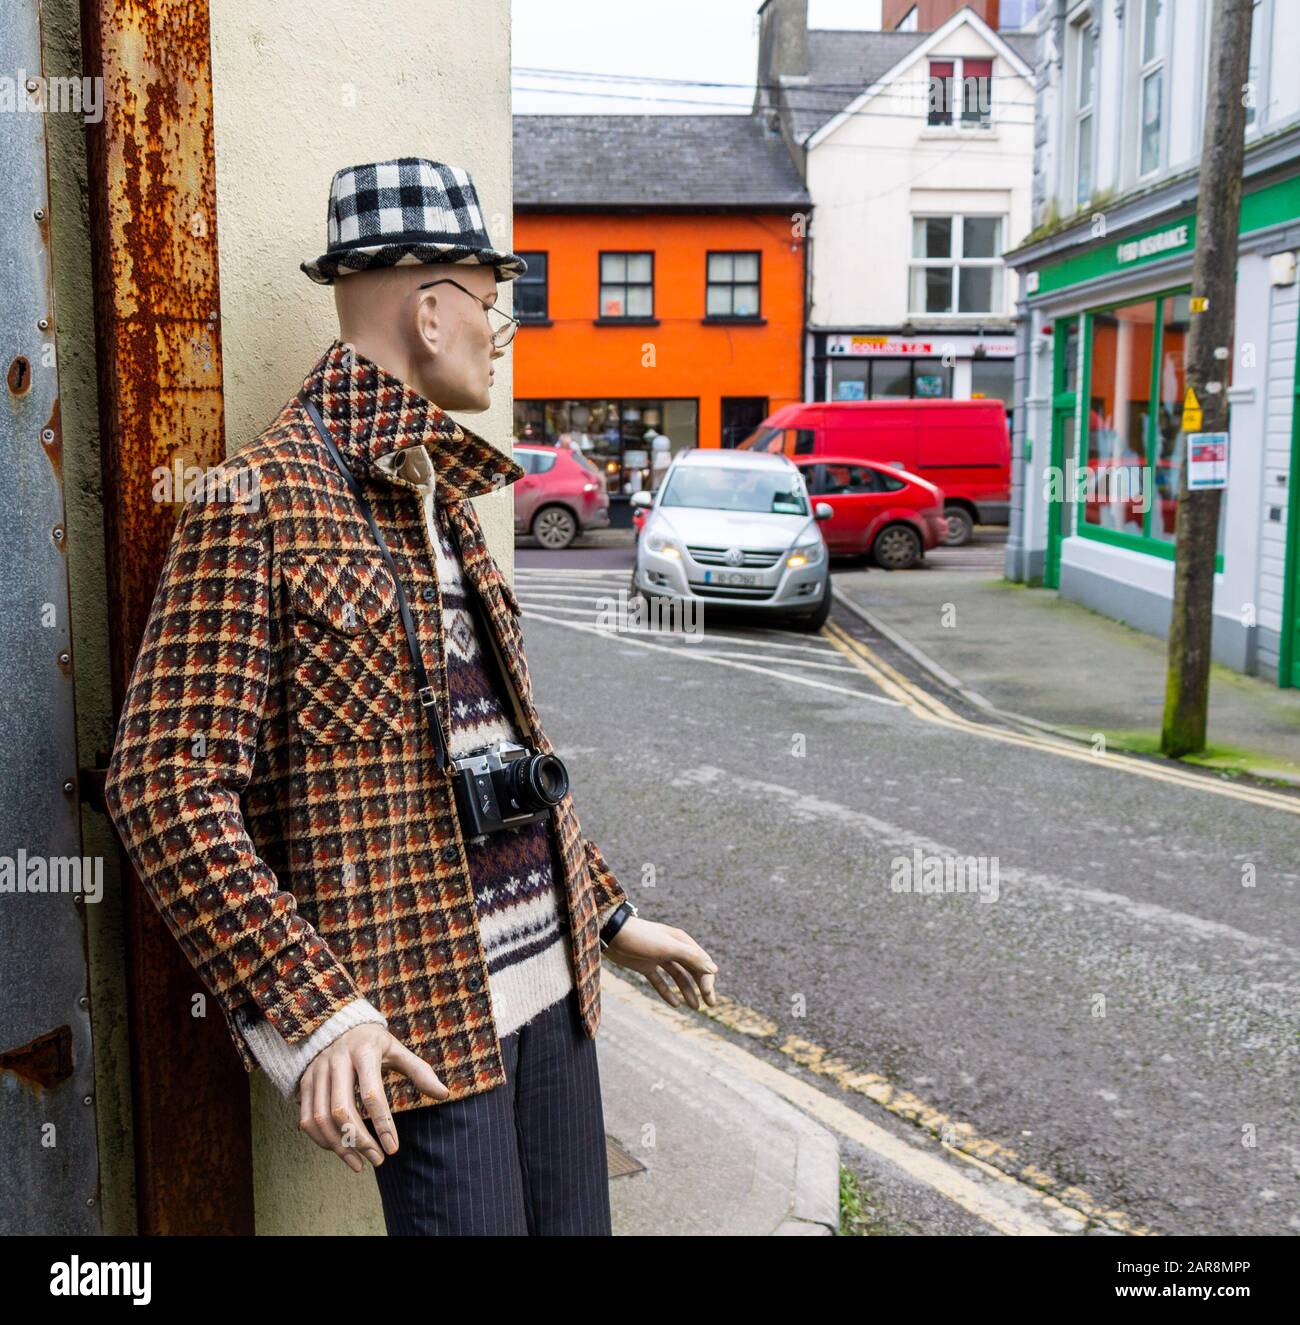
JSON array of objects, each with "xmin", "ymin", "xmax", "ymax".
[{"xmin": 739, "ymin": 399, "xmax": 1010, "ymax": 546}]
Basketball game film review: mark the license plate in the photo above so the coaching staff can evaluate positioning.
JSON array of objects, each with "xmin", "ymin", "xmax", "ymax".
[{"xmin": 705, "ymin": 570, "xmax": 757, "ymax": 587}]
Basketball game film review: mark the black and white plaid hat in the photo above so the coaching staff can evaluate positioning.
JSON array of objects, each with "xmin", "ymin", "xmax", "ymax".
[{"xmin": 301, "ymin": 158, "xmax": 527, "ymax": 285}]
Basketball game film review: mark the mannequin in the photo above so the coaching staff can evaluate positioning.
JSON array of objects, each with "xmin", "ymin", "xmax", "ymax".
[{"xmin": 103, "ymin": 158, "xmax": 718, "ymax": 1237}]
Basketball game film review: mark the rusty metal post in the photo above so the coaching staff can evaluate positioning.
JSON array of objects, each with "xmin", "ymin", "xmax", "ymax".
[{"xmin": 79, "ymin": 0, "xmax": 254, "ymax": 1234}]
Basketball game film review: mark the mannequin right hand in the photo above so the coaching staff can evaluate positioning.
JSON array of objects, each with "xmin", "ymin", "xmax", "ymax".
[{"xmin": 297, "ymin": 1023, "xmax": 450, "ymax": 1172}]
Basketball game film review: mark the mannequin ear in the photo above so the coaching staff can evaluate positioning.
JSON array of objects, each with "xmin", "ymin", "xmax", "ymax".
[{"xmin": 414, "ymin": 286, "xmax": 440, "ymax": 354}]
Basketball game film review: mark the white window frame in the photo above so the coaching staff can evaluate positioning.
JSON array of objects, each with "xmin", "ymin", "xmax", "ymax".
[
  {"xmin": 1072, "ymin": 15, "xmax": 1098, "ymax": 208},
  {"xmin": 926, "ymin": 55, "xmax": 995, "ymax": 130},
  {"xmin": 908, "ymin": 214, "xmax": 1006, "ymax": 317},
  {"xmin": 1244, "ymin": 0, "xmax": 1269, "ymax": 135},
  {"xmin": 1136, "ymin": 0, "xmax": 1167, "ymax": 180},
  {"xmin": 897, "ymin": 4, "xmax": 919, "ymax": 31}
]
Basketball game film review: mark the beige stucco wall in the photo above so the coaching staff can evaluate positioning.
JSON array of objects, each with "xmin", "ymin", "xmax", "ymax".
[
  {"xmin": 41, "ymin": 0, "xmax": 516, "ymax": 1235},
  {"xmin": 207, "ymin": 0, "xmax": 517, "ymax": 1234}
]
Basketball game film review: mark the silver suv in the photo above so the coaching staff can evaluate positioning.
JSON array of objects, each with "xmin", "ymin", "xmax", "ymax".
[{"xmin": 631, "ymin": 449, "xmax": 833, "ymax": 632}]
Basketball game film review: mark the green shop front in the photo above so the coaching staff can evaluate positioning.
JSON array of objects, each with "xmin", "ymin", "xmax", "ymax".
[{"xmin": 1005, "ymin": 170, "xmax": 1300, "ymax": 686}]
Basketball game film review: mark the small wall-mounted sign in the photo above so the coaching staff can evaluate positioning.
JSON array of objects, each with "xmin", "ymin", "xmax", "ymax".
[{"xmin": 1188, "ymin": 433, "xmax": 1228, "ymax": 490}]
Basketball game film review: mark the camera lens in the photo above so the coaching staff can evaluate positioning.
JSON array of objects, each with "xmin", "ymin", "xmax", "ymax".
[{"xmin": 508, "ymin": 752, "xmax": 569, "ymax": 810}]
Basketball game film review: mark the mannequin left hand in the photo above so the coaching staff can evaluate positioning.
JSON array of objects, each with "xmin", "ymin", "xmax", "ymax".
[{"xmin": 603, "ymin": 916, "xmax": 719, "ymax": 1011}]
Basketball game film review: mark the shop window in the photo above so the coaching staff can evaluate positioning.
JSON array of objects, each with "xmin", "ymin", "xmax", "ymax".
[
  {"xmin": 1078, "ymin": 291, "xmax": 1229, "ymax": 560},
  {"xmin": 599, "ymin": 252, "xmax": 653, "ymax": 319},
  {"xmin": 707, "ymin": 252, "xmax": 761, "ymax": 318},
  {"xmin": 515, "ymin": 252, "xmax": 548, "ymax": 321},
  {"xmin": 830, "ymin": 357, "xmax": 954, "ymax": 400},
  {"xmin": 513, "ymin": 398, "xmax": 697, "ymax": 496},
  {"xmin": 972, "ymin": 358, "xmax": 1014, "ymax": 407},
  {"xmin": 1085, "ymin": 300, "xmax": 1155, "ymax": 536},
  {"xmin": 1148, "ymin": 294, "xmax": 1231, "ymax": 551}
]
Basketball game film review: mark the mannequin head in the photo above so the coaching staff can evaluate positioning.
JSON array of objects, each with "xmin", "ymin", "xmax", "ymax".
[{"xmin": 333, "ymin": 261, "xmax": 506, "ymax": 412}]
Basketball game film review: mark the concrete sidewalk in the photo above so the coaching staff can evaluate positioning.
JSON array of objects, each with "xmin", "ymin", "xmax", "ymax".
[
  {"xmin": 597, "ymin": 971, "xmax": 839, "ymax": 1236},
  {"xmin": 835, "ymin": 565, "xmax": 1300, "ymax": 783}
]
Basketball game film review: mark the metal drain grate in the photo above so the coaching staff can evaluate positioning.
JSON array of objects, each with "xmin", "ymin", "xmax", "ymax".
[{"xmin": 605, "ymin": 1134, "xmax": 645, "ymax": 1180}]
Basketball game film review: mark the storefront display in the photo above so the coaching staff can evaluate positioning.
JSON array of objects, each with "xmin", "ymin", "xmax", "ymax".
[{"xmin": 514, "ymin": 398, "xmax": 698, "ymax": 498}]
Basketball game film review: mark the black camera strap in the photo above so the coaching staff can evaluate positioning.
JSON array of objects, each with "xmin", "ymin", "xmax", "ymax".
[{"xmin": 297, "ymin": 389, "xmax": 450, "ymax": 772}]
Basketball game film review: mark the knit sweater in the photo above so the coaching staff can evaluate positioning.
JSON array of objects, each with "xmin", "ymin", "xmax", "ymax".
[{"xmin": 238, "ymin": 443, "xmax": 624, "ymax": 1097}]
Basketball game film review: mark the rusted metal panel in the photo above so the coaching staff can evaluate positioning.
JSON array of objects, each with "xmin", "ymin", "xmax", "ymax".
[
  {"xmin": 0, "ymin": 0, "xmax": 101, "ymax": 1236},
  {"xmin": 79, "ymin": 0, "xmax": 254, "ymax": 1234}
]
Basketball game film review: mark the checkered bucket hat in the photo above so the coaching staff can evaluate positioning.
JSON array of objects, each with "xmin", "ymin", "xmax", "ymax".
[{"xmin": 301, "ymin": 158, "xmax": 527, "ymax": 285}]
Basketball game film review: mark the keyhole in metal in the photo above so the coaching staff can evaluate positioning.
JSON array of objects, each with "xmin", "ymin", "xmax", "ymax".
[{"xmin": 7, "ymin": 356, "xmax": 32, "ymax": 395}]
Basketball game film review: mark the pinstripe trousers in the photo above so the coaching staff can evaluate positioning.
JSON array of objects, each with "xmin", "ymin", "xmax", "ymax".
[{"xmin": 372, "ymin": 987, "xmax": 612, "ymax": 1235}]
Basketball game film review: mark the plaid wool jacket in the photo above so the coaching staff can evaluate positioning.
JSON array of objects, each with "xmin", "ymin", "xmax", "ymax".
[{"xmin": 103, "ymin": 340, "xmax": 629, "ymax": 1115}]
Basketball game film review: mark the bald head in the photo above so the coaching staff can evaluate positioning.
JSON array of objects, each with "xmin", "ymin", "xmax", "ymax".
[{"xmin": 331, "ymin": 261, "xmax": 504, "ymax": 412}]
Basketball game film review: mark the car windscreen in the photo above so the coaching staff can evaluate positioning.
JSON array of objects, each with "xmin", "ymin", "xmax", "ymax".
[
  {"xmin": 737, "ymin": 425, "xmax": 781, "ymax": 452},
  {"xmin": 659, "ymin": 465, "xmax": 809, "ymax": 516}
]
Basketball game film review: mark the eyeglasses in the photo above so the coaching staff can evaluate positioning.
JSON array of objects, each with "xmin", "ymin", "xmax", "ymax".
[{"xmin": 417, "ymin": 277, "xmax": 520, "ymax": 348}]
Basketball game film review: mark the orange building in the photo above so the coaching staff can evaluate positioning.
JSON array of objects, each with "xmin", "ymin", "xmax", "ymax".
[{"xmin": 512, "ymin": 115, "xmax": 810, "ymax": 511}]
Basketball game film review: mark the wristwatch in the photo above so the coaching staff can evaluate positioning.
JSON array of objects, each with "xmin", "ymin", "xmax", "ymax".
[{"xmin": 599, "ymin": 900, "xmax": 638, "ymax": 949}]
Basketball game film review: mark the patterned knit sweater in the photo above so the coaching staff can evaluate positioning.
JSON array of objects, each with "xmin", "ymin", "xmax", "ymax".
[{"xmin": 238, "ymin": 444, "xmax": 623, "ymax": 1097}]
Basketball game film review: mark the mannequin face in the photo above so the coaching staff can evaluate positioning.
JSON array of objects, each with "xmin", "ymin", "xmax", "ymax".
[{"xmin": 333, "ymin": 260, "xmax": 506, "ymax": 412}]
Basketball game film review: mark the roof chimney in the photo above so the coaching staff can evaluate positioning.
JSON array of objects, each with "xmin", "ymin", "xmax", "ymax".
[{"xmin": 755, "ymin": 0, "xmax": 809, "ymax": 98}]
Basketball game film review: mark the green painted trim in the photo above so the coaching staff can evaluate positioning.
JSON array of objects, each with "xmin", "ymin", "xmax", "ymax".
[
  {"xmin": 1045, "ymin": 314, "xmax": 1079, "ymax": 590},
  {"xmin": 1280, "ymin": 321, "xmax": 1300, "ymax": 689},
  {"xmin": 1072, "ymin": 519, "xmax": 1227, "ymax": 571},
  {"xmin": 1030, "ymin": 171, "xmax": 1300, "ymax": 297},
  {"xmin": 1076, "ymin": 520, "xmax": 1175, "ymax": 559},
  {"xmin": 1143, "ymin": 296, "xmax": 1165, "ymax": 540}
]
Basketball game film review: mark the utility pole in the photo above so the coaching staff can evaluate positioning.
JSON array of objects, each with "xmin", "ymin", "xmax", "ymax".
[{"xmin": 1160, "ymin": 0, "xmax": 1254, "ymax": 758}]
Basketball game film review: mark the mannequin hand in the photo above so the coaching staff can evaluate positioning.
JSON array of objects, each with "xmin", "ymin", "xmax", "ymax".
[
  {"xmin": 298, "ymin": 1023, "xmax": 449, "ymax": 1172},
  {"xmin": 603, "ymin": 916, "xmax": 719, "ymax": 1011}
]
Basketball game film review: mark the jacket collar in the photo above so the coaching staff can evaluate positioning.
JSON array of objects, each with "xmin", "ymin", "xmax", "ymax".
[{"xmin": 298, "ymin": 339, "xmax": 524, "ymax": 501}]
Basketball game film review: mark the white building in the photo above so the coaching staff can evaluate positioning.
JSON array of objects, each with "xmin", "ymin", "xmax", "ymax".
[
  {"xmin": 755, "ymin": 0, "xmax": 1036, "ymax": 482},
  {"xmin": 1004, "ymin": 0, "xmax": 1300, "ymax": 686}
]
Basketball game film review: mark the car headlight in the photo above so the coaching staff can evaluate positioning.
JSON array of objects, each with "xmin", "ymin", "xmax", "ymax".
[
  {"xmin": 787, "ymin": 533, "xmax": 824, "ymax": 568},
  {"xmin": 646, "ymin": 533, "xmax": 681, "ymax": 559}
]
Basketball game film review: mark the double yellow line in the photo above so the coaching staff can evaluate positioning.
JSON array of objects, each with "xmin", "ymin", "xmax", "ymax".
[{"xmin": 821, "ymin": 619, "xmax": 1300, "ymax": 815}]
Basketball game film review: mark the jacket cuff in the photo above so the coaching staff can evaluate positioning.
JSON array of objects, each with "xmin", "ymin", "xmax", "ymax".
[
  {"xmin": 583, "ymin": 838, "xmax": 628, "ymax": 913},
  {"xmin": 235, "ymin": 995, "xmax": 388, "ymax": 1099}
]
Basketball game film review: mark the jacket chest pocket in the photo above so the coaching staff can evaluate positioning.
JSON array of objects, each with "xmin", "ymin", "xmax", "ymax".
[{"xmin": 282, "ymin": 555, "xmax": 412, "ymax": 744}]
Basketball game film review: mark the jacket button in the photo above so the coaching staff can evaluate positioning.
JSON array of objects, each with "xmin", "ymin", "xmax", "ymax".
[
  {"xmin": 421, "ymin": 586, "xmax": 436, "ymax": 603},
  {"xmin": 467, "ymin": 974, "xmax": 482, "ymax": 991},
  {"xmin": 441, "ymin": 844, "xmax": 460, "ymax": 865}
]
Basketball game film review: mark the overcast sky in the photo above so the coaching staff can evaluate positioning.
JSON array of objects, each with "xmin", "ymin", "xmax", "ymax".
[{"xmin": 512, "ymin": 0, "xmax": 884, "ymax": 115}]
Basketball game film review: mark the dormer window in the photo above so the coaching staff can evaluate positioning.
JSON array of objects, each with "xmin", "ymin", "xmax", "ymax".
[{"xmin": 927, "ymin": 57, "xmax": 994, "ymax": 129}]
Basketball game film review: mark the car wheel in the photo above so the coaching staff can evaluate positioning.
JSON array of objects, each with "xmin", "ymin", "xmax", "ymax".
[
  {"xmin": 533, "ymin": 505, "xmax": 578, "ymax": 550},
  {"xmin": 790, "ymin": 578, "xmax": 833, "ymax": 631},
  {"xmin": 942, "ymin": 506, "xmax": 974, "ymax": 547},
  {"xmin": 873, "ymin": 523, "xmax": 923, "ymax": 570}
]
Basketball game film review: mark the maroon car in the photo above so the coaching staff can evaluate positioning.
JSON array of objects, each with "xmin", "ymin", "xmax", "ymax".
[{"xmin": 513, "ymin": 443, "xmax": 611, "ymax": 549}]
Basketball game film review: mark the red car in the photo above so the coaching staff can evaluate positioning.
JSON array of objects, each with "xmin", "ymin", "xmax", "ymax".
[
  {"xmin": 513, "ymin": 443, "xmax": 610, "ymax": 549},
  {"xmin": 741, "ymin": 398, "xmax": 1010, "ymax": 546},
  {"xmin": 792, "ymin": 456, "xmax": 946, "ymax": 570}
]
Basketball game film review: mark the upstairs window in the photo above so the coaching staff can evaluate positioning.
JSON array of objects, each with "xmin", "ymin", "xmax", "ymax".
[
  {"xmin": 1073, "ymin": 17, "xmax": 1098, "ymax": 206},
  {"xmin": 928, "ymin": 57, "xmax": 994, "ymax": 128},
  {"xmin": 706, "ymin": 252, "xmax": 761, "ymax": 318},
  {"xmin": 515, "ymin": 252, "xmax": 548, "ymax": 321},
  {"xmin": 1138, "ymin": 0, "xmax": 1166, "ymax": 177},
  {"xmin": 598, "ymin": 252, "xmax": 653, "ymax": 319},
  {"xmin": 909, "ymin": 215, "xmax": 1005, "ymax": 315}
]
